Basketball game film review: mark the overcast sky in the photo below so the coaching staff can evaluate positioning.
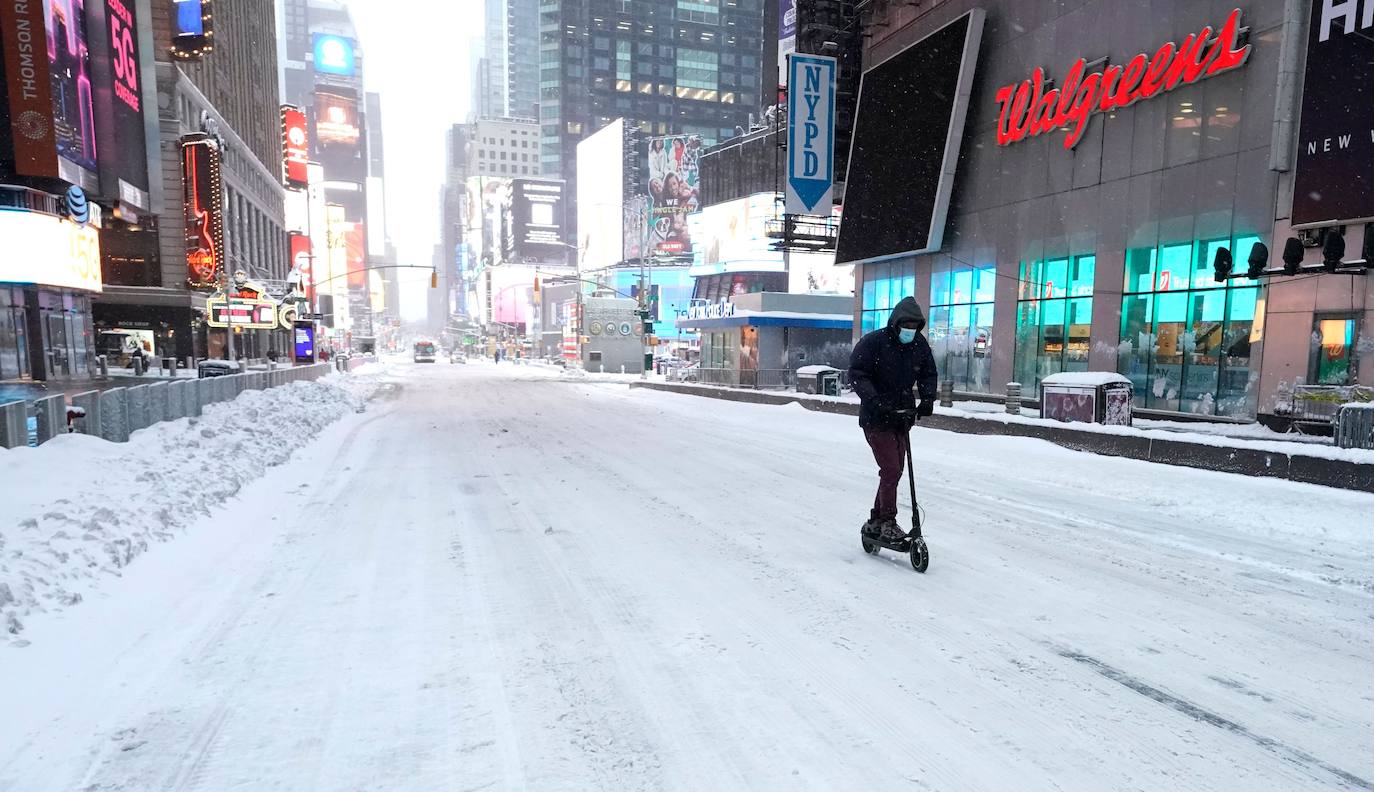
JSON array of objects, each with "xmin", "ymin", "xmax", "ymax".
[{"xmin": 348, "ymin": 0, "xmax": 480, "ymax": 320}]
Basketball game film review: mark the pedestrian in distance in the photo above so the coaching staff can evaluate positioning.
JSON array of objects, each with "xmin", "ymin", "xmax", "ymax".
[{"xmin": 848, "ymin": 296, "xmax": 938, "ymax": 542}]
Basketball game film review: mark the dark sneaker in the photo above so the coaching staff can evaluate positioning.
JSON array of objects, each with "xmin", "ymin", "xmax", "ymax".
[
  {"xmin": 879, "ymin": 522, "xmax": 907, "ymax": 542},
  {"xmin": 861, "ymin": 518, "xmax": 884, "ymax": 537}
]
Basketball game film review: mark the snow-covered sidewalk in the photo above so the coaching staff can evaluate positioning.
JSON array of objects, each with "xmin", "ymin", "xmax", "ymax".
[{"xmin": 0, "ymin": 373, "xmax": 380, "ymax": 643}]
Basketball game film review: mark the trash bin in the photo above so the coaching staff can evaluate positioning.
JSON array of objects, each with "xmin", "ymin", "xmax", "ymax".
[
  {"xmin": 796, "ymin": 365, "xmax": 841, "ymax": 395},
  {"xmin": 197, "ymin": 359, "xmax": 241, "ymax": 379},
  {"xmin": 1039, "ymin": 372, "xmax": 1133, "ymax": 426}
]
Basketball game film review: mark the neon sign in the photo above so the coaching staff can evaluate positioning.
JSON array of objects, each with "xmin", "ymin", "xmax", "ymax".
[
  {"xmin": 995, "ymin": 8, "xmax": 1251, "ymax": 150},
  {"xmin": 182, "ymin": 136, "xmax": 224, "ymax": 289}
]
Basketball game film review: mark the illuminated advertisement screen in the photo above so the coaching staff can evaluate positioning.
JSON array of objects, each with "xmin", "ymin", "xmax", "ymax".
[
  {"xmin": 0, "ymin": 210, "xmax": 102, "ymax": 292},
  {"xmin": 281, "ymin": 105, "xmax": 309, "ymax": 188},
  {"xmin": 467, "ymin": 177, "xmax": 512, "ymax": 266},
  {"xmin": 182, "ymin": 138, "xmax": 223, "ymax": 289},
  {"xmin": 647, "ymin": 135, "xmax": 701, "ymax": 255},
  {"xmin": 45, "ymin": 0, "xmax": 98, "ymax": 173},
  {"xmin": 510, "ymin": 179, "xmax": 565, "ymax": 260},
  {"xmin": 463, "ymin": 177, "xmax": 485, "ymax": 269},
  {"xmin": 315, "ymin": 91, "xmax": 360, "ymax": 147},
  {"xmin": 575, "ymin": 119, "xmax": 624, "ymax": 269},
  {"xmin": 170, "ymin": 0, "xmax": 211, "ymax": 60},
  {"xmin": 836, "ymin": 10, "xmax": 984, "ymax": 264},
  {"xmin": 313, "ymin": 34, "xmax": 356, "ymax": 76},
  {"xmin": 294, "ymin": 324, "xmax": 315, "ymax": 361},
  {"xmin": 289, "ymin": 232, "xmax": 313, "ymax": 295},
  {"xmin": 88, "ymin": 0, "xmax": 149, "ymax": 205},
  {"xmin": 174, "ymin": 0, "xmax": 203, "ymax": 34},
  {"xmin": 345, "ymin": 222, "xmax": 366, "ymax": 288}
]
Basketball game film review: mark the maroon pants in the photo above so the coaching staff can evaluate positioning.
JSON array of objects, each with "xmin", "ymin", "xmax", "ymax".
[{"xmin": 865, "ymin": 427, "xmax": 908, "ymax": 521}]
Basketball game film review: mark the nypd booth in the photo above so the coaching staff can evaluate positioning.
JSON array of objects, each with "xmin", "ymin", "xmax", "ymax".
[{"xmin": 675, "ymin": 292, "xmax": 853, "ymax": 387}]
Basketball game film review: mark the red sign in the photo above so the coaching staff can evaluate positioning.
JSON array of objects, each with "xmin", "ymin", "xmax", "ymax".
[
  {"xmin": 182, "ymin": 137, "xmax": 224, "ymax": 289},
  {"xmin": 289, "ymin": 232, "xmax": 313, "ymax": 297},
  {"xmin": 281, "ymin": 105, "xmax": 309, "ymax": 188},
  {"xmin": 108, "ymin": 0, "xmax": 139, "ymax": 112},
  {"xmin": 995, "ymin": 7, "xmax": 1251, "ymax": 150},
  {"xmin": 0, "ymin": 0, "xmax": 59, "ymax": 177}
]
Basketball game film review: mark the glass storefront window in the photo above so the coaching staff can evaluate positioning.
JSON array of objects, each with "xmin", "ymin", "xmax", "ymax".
[
  {"xmin": 1310, "ymin": 316, "xmax": 1358, "ymax": 386},
  {"xmin": 929, "ymin": 263, "xmax": 994, "ymax": 392},
  {"xmin": 1117, "ymin": 236, "xmax": 1263, "ymax": 416},
  {"xmin": 1014, "ymin": 255, "xmax": 1094, "ymax": 389},
  {"xmin": 860, "ymin": 260, "xmax": 914, "ymax": 339}
]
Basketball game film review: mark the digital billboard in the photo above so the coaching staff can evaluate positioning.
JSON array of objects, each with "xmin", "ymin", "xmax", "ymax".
[
  {"xmin": 465, "ymin": 177, "xmax": 512, "ymax": 267},
  {"xmin": 281, "ymin": 105, "xmax": 309, "ymax": 188},
  {"xmin": 313, "ymin": 34, "xmax": 356, "ymax": 76},
  {"xmin": 647, "ymin": 135, "xmax": 701, "ymax": 255},
  {"xmin": 575, "ymin": 119, "xmax": 624, "ymax": 269},
  {"xmin": 86, "ymin": 0, "xmax": 148, "ymax": 207},
  {"xmin": 509, "ymin": 179, "xmax": 566, "ymax": 260},
  {"xmin": 836, "ymin": 10, "xmax": 985, "ymax": 264},
  {"xmin": 0, "ymin": 0, "xmax": 59, "ymax": 177},
  {"xmin": 45, "ymin": 0, "xmax": 99, "ymax": 174},
  {"xmin": 181, "ymin": 136, "xmax": 224, "ymax": 290},
  {"xmin": 344, "ymin": 222, "xmax": 366, "ymax": 288},
  {"xmin": 169, "ymin": 0, "xmax": 212, "ymax": 60},
  {"xmin": 315, "ymin": 90, "xmax": 360, "ymax": 147},
  {"xmin": 1291, "ymin": 1, "xmax": 1374, "ymax": 227},
  {"xmin": 288, "ymin": 232, "xmax": 312, "ymax": 296},
  {"xmin": 0, "ymin": 210, "xmax": 102, "ymax": 291}
]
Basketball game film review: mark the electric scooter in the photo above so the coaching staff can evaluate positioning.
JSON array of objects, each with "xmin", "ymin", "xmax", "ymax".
[{"xmin": 860, "ymin": 411, "xmax": 930, "ymax": 573}]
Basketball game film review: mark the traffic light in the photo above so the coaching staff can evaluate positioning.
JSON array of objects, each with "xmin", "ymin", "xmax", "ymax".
[
  {"xmin": 430, "ymin": 270, "xmax": 438, "ymax": 289},
  {"xmin": 1281, "ymin": 237, "xmax": 1305, "ymax": 276},
  {"xmin": 1321, "ymin": 228, "xmax": 1345, "ymax": 273},
  {"xmin": 1246, "ymin": 242, "xmax": 1269, "ymax": 279},
  {"xmin": 533, "ymin": 276, "xmax": 541, "ymax": 296},
  {"xmin": 1212, "ymin": 246, "xmax": 1233, "ymax": 283}
]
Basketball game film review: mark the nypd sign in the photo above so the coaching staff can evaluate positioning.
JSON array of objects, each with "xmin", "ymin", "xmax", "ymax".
[{"xmin": 786, "ymin": 54, "xmax": 837, "ymax": 216}]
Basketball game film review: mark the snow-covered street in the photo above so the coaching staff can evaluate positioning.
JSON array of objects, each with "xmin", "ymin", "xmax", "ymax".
[{"xmin": 2, "ymin": 359, "xmax": 1372, "ymax": 791}]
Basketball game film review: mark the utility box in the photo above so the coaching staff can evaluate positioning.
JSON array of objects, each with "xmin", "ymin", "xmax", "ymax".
[
  {"xmin": 796, "ymin": 365, "xmax": 842, "ymax": 396},
  {"xmin": 1039, "ymin": 372, "xmax": 1133, "ymax": 426}
]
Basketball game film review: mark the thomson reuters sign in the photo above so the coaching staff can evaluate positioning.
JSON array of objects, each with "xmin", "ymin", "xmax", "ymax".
[
  {"xmin": 0, "ymin": 0, "xmax": 60, "ymax": 177},
  {"xmin": 995, "ymin": 8, "xmax": 1251, "ymax": 150},
  {"xmin": 0, "ymin": 211, "xmax": 103, "ymax": 292}
]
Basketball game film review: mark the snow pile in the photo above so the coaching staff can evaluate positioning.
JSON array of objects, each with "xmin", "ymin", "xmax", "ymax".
[
  {"xmin": 1039, "ymin": 371, "xmax": 1131, "ymax": 387},
  {"xmin": 0, "ymin": 375, "xmax": 379, "ymax": 642}
]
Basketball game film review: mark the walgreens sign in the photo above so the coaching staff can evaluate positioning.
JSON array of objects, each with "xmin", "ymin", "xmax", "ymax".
[{"xmin": 995, "ymin": 8, "xmax": 1251, "ymax": 150}]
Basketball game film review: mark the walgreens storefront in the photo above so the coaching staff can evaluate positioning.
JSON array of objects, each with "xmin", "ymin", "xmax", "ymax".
[{"xmin": 840, "ymin": 1, "xmax": 1310, "ymax": 419}]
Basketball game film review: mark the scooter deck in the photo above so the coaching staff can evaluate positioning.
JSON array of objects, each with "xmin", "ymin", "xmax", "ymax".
[{"xmin": 861, "ymin": 533, "xmax": 915, "ymax": 552}]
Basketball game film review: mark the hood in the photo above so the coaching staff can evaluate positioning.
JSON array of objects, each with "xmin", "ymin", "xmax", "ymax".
[{"xmin": 886, "ymin": 296, "xmax": 927, "ymax": 332}]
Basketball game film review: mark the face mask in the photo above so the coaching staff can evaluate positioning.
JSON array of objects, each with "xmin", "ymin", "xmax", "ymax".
[{"xmin": 898, "ymin": 328, "xmax": 918, "ymax": 344}]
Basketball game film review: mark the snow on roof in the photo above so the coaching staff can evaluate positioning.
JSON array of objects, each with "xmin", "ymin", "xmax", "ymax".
[
  {"xmin": 796, "ymin": 365, "xmax": 841, "ymax": 374},
  {"xmin": 1040, "ymin": 372, "xmax": 1132, "ymax": 387}
]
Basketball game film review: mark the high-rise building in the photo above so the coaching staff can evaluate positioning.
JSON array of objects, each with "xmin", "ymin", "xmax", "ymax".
[
  {"xmin": 485, "ymin": 0, "xmax": 539, "ymax": 120},
  {"xmin": 537, "ymin": 0, "xmax": 765, "ymax": 223},
  {"xmin": 469, "ymin": 117, "xmax": 542, "ymax": 179}
]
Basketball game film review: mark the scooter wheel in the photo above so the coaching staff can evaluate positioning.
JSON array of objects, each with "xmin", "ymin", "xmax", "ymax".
[
  {"xmin": 909, "ymin": 538, "xmax": 929, "ymax": 573},
  {"xmin": 861, "ymin": 536, "xmax": 878, "ymax": 555}
]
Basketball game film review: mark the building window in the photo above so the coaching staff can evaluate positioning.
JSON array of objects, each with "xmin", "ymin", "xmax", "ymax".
[
  {"xmin": 859, "ymin": 261, "xmax": 915, "ymax": 336},
  {"xmin": 676, "ymin": 48, "xmax": 719, "ymax": 91},
  {"xmin": 1014, "ymin": 255, "xmax": 1095, "ymax": 391},
  {"xmin": 1310, "ymin": 315, "xmax": 1359, "ymax": 386},
  {"xmin": 1117, "ymin": 236, "xmax": 1262, "ymax": 416},
  {"xmin": 930, "ymin": 262, "xmax": 995, "ymax": 393}
]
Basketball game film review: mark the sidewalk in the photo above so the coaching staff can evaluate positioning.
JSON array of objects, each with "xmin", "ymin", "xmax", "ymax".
[{"xmin": 631, "ymin": 381, "xmax": 1374, "ymax": 493}]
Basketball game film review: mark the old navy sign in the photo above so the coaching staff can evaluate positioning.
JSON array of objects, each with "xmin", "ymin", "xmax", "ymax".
[
  {"xmin": 996, "ymin": 7, "xmax": 1251, "ymax": 150},
  {"xmin": 786, "ymin": 54, "xmax": 836, "ymax": 215}
]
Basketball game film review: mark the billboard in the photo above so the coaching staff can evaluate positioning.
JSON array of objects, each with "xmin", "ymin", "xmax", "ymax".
[
  {"xmin": 86, "ymin": 0, "xmax": 149, "ymax": 208},
  {"xmin": 281, "ymin": 105, "xmax": 309, "ymax": 188},
  {"xmin": 181, "ymin": 136, "xmax": 224, "ymax": 290},
  {"xmin": 288, "ymin": 232, "xmax": 312, "ymax": 296},
  {"xmin": 365, "ymin": 175, "xmax": 386, "ymax": 255},
  {"xmin": 1291, "ymin": 1, "xmax": 1374, "ymax": 227},
  {"xmin": 836, "ymin": 9, "xmax": 985, "ymax": 264},
  {"xmin": 623, "ymin": 197, "xmax": 648, "ymax": 262},
  {"xmin": 509, "ymin": 179, "xmax": 565, "ymax": 260},
  {"xmin": 0, "ymin": 0, "xmax": 60, "ymax": 177},
  {"xmin": 313, "ymin": 34, "xmax": 356, "ymax": 76},
  {"xmin": 315, "ymin": 90, "xmax": 360, "ymax": 147},
  {"xmin": 576, "ymin": 119, "xmax": 625, "ymax": 269},
  {"xmin": 45, "ymin": 0, "xmax": 98, "ymax": 174},
  {"xmin": 777, "ymin": 0, "xmax": 796, "ymax": 87},
  {"xmin": 465, "ymin": 176, "xmax": 512, "ymax": 267},
  {"xmin": 647, "ymin": 135, "xmax": 701, "ymax": 255},
  {"xmin": 344, "ymin": 222, "xmax": 365, "ymax": 288},
  {"xmin": 0, "ymin": 209, "xmax": 102, "ymax": 291},
  {"xmin": 785, "ymin": 54, "xmax": 836, "ymax": 215},
  {"xmin": 690, "ymin": 193, "xmax": 787, "ymax": 273},
  {"xmin": 170, "ymin": 0, "xmax": 212, "ymax": 60}
]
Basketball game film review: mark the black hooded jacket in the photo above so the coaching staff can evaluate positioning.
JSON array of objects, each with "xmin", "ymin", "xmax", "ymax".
[{"xmin": 848, "ymin": 297, "xmax": 939, "ymax": 429}]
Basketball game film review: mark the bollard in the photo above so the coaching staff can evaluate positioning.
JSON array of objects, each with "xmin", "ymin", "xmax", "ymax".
[
  {"xmin": 126, "ymin": 384, "xmax": 151, "ymax": 432},
  {"xmin": 71, "ymin": 391, "xmax": 102, "ymax": 435},
  {"xmin": 186, "ymin": 380, "xmax": 202, "ymax": 416},
  {"xmin": 132, "ymin": 356, "xmax": 144, "ymax": 376},
  {"xmin": 98, "ymin": 388, "xmax": 129, "ymax": 442},
  {"xmin": 0, "ymin": 400, "xmax": 27, "ymax": 448},
  {"xmin": 167, "ymin": 381, "xmax": 187, "ymax": 420},
  {"xmin": 146, "ymin": 381, "xmax": 168, "ymax": 425},
  {"xmin": 939, "ymin": 380, "xmax": 954, "ymax": 408},
  {"xmin": 97, "ymin": 355, "xmax": 109, "ymax": 378},
  {"xmin": 1005, "ymin": 382, "xmax": 1022, "ymax": 416},
  {"xmin": 32, "ymin": 395, "xmax": 67, "ymax": 444}
]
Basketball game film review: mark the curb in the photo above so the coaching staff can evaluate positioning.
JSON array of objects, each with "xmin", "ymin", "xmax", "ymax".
[{"xmin": 630, "ymin": 382, "xmax": 1374, "ymax": 494}]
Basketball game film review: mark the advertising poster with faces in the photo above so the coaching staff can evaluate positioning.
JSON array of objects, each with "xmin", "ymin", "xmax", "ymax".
[{"xmin": 647, "ymin": 135, "xmax": 701, "ymax": 255}]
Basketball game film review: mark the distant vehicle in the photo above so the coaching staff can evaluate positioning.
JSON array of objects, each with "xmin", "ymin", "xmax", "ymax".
[{"xmin": 413, "ymin": 341, "xmax": 437, "ymax": 363}]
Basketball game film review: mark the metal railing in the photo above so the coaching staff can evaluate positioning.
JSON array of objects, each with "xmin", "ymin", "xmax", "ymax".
[
  {"xmin": 1289, "ymin": 384, "xmax": 1374, "ymax": 428},
  {"xmin": 677, "ymin": 367, "xmax": 796, "ymax": 390}
]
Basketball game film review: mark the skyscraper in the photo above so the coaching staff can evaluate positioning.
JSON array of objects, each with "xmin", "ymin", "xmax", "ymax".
[
  {"xmin": 486, "ymin": 0, "xmax": 539, "ymax": 120},
  {"xmin": 538, "ymin": 0, "xmax": 764, "ymax": 229}
]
